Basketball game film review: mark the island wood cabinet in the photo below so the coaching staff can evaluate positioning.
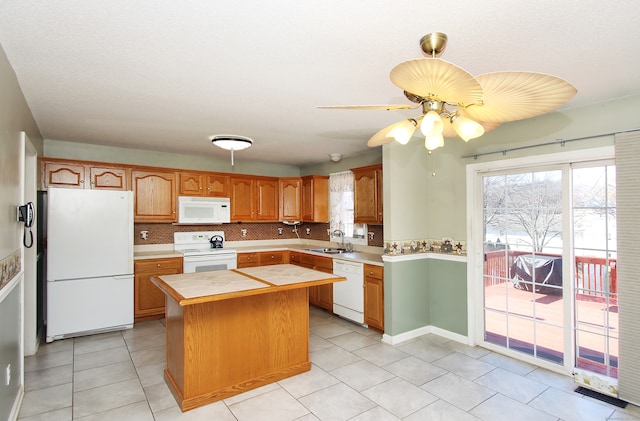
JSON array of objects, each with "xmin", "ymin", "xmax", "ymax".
[
  {"xmin": 289, "ymin": 251, "xmax": 333, "ymax": 311},
  {"xmin": 279, "ymin": 177, "xmax": 302, "ymax": 221},
  {"xmin": 41, "ymin": 159, "xmax": 129, "ymax": 190},
  {"xmin": 230, "ymin": 176, "xmax": 279, "ymax": 222},
  {"xmin": 352, "ymin": 164, "xmax": 383, "ymax": 225},
  {"xmin": 364, "ymin": 263, "xmax": 384, "ymax": 331},
  {"xmin": 178, "ymin": 172, "xmax": 230, "ymax": 197},
  {"xmin": 237, "ymin": 251, "xmax": 287, "ymax": 268},
  {"xmin": 301, "ymin": 175, "xmax": 329, "ymax": 223},
  {"xmin": 134, "ymin": 257, "xmax": 182, "ymax": 320},
  {"xmin": 132, "ymin": 170, "xmax": 177, "ymax": 222}
]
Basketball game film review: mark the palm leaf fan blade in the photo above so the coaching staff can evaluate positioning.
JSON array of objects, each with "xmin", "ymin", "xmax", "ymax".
[
  {"xmin": 390, "ymin": 58, "xmax": 483, "ymax": 105},
  {"xmin": 465, "ymin": 72, "xmax": 577, "ymax": 123}
]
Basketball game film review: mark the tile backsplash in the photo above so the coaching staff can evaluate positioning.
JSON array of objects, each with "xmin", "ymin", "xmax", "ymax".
[{"xmin": 134, "ymin": 222, "xmax": 384, "ymax": 247}]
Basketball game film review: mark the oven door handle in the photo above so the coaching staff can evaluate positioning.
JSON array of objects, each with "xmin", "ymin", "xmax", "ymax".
[{"xmin": 183, "ymin": 253, "xmax": 237, "ymax": 262}]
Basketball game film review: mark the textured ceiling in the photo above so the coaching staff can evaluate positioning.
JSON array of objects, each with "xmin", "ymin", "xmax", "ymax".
[{"xmin": 1, "ymin": 1, "xmax": 639, "ymax": 167}]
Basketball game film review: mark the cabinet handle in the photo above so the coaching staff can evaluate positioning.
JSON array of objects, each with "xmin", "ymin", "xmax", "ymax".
[
  {"xmin": 271, "ymin": 255, "xmax": 275, "ymax": 259},
  {"xmin": 157, "ymin": 264, "xmax": 161, "ymax": 268}
]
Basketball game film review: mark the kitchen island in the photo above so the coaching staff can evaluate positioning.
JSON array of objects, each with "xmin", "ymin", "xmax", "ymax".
[{"xmin": 151, "ymin": 264, "xmax": 345, "ymax": 412}]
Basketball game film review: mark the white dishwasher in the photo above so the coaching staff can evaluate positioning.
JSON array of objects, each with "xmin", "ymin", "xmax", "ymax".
[{"xmin": 333, "ymin": 259, "xmax": 365, "ymax": 324}]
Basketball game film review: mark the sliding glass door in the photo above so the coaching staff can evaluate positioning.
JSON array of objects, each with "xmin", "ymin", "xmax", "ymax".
[
  {"xmin": 482, "ymin": 168, "xmax": 565, "ymax": 365},
  {"xmin": 478, "ymin": 159, "xmax": 618, "ymax": 388}
]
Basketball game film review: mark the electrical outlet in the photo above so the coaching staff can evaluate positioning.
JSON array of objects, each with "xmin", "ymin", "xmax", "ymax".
[
  {"xmin": 140, "ymin": 230, "xmax": 149, "ymax": 240},
  {"xmin": 5, "ymin": 364, "xmax": 10, "ymax": 386},
  {"xmin": 241, "ymin": 228, "xmax": 247, "ymax": 237}
]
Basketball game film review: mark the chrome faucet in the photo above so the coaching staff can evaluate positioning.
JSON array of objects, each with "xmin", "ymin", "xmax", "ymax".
[{"xmin": 332, "ymin": 229, "xmax": 345, "ymax": 248}]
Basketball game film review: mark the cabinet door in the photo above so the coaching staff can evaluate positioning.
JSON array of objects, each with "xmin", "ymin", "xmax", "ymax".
[
  {"xmin": 206, "ymin": 174, "xmax": 230, "ymax": 197},
  {"xmin": 178, "ymin": 173, "xmax": 204, "ymax": 196},
  {"xmin": 230, "ymin": 177, "xmax": 254, "ymax": 221},
  {"xmin": 43, "ymin": 162, "xmax": 86, "ymax": 189},
  {"xmin": 134, "ymin": 258, "xmax": 182, "ymax": 319},
  {"xmin": 301, "ymin": 177, "xmax": 314, "ymax": 221},
  {"xmin": 313, "ymin": 256, "xmax": 334, "ymax": 311},
  {"xmin": 364, "ymin": 264, "xmax": 384, "ymax": 330},
  {"xmin": 132, "ymin": 171, "xmax": 177, "ymax": 222},
  {"xmin": 353, "ymin": 167, "xmax": 379, "ymax": 224},
  {"xmin": 89, "ymin": 167, "xmax": 128, "ymax": 190},
  {"xmin": 301, "ymin": 176, "xmax": 329, "ymax": 222},
  {"xmin": 279, "ymin": 178, "xmax": 302, "ymax": 221},
  {"xmin": 237, "ymin": 252, "xmax": 259, "ymax": 268},
  {"xmin": 376, "ymin": 167, "xmax": 383, "ymax": 223},
  {"xmin": 256, "ymin": 179, "xmax": 279, "ymax": 221}
]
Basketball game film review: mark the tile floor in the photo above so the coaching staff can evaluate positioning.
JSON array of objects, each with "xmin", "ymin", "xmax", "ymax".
[{"xmin": 19, "ymin": 306, "xmax": 640, "ymax": 420}]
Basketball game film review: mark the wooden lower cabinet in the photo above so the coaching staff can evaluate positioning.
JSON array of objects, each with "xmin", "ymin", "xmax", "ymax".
[
  {"xmin": 364, "ymin": 264, "xmax": 384, "ymax": 331},
  {"xmin": 237, "ymin": 251, "xmax": 287, "ymax": 268},
  {"xmin": 290, "ymin": 252, "xmax": 333, "ymax": 312},
  {"xmin": 134, "ymin": 257, "xmax": 182, "ymax": 320}
]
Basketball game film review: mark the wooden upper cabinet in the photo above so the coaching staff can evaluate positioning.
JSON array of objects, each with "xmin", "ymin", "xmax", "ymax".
[
  {"xmin": 230, "ymin": 176, "xmax": 279, "ymax": 222},
  {"xmin": 90, "ymin": 166, "xmax": 128, "ymax": 190},
  {"xmin": 178, "ymin": 172, "xmax": 204, "ymax": 196},
  {"xmin": 42, "ymin": 161, "xmax": 86, "ymax": 189},
  {"xmin": 256, "ymin": 179, "xmax": 278, "ymax": 221},
  {"xmin": 42, "ymin": 159, "xmax": 129, "ymax": 191},
  {"xmin": 206, "ymin": 174, "xmax": 230, "ymax": 197},
  {"xmin": 301, "ymin": 175, "xmax": 329, "ymax": 222},
  {"xmin": 230, "ymin": 177, "xmax": 254, "ymax": 221},
  {"xmin": 352, "ymin": 164, "xmax": 382, "ymax": 224},
  {"xmin": 132, "ymin": 170, "xmax": 177, "ymax": 222},
  {"xmin": 279, "ymin": 178, "xmax": 302, "ymax": 222},
  {"xmin": 178, "ymin": 172, "xmax": 230, "ymax": 197}
]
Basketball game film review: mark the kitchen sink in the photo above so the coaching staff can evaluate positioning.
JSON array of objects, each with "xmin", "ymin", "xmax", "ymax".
[{"xmin": 306, "ymin": 248, "xmax": 347, "ymax": 254}]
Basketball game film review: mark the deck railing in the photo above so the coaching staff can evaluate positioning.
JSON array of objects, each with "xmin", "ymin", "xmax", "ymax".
[{"xmin": 483, "ymin": 250, "xmax": 617, "ymax": 298}]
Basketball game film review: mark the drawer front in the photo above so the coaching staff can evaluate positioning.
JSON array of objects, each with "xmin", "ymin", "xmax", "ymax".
[
  {"xmin": 237, "ymin": 252, "xmax": 259, "ymax": 268},
  {"xmin": 259, "ymin": 251, "xmax": 285, "ymax": 265},
  {"xmin": 135, "ymin": 258, "xmax": 182, "ymax": 273},
  {"xmin": 364, "ymin": 264, "xmax": 383, "ymax": 280}
]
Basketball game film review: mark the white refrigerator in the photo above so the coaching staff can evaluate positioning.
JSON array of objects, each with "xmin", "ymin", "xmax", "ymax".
[{"xmin": 46, "ymin": 188, "xmax": 134, "ymax": 342}]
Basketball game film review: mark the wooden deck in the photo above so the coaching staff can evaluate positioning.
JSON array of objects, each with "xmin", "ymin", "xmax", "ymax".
[{"xmin": 484, "ymin": 281, "xmax": 618, "ymax": 377}]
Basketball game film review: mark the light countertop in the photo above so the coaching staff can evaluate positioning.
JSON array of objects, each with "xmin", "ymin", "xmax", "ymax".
[
  {"xmin": 134, "ymin": 242, "xmax": 384, "ymax": 266},
  {"xmin": 152, "ymin": 264, "xmax": 345, "ymax": 306}
]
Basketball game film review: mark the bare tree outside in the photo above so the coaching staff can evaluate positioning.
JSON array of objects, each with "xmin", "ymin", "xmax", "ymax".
[{"xmin": 484, "ymin": 171, "xmax": 562, "ymax": 253}]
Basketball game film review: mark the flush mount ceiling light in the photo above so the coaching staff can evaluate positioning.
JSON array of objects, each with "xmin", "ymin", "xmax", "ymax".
[
  {"xmin": 329, "ymin": 153, "xmax": 343, "ymax": 162},
  {"xmin": 320, "ymin": 32, "xmax": 577, "ymax": 152},
  {"xmin": 210, "ymin": 134, "xmax": 253, "ymax": 166}
]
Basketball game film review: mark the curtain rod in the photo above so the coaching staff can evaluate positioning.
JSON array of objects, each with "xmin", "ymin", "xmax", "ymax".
[{"xmin": 460, "ymin": 128, "xmax": 640, "ymax": 160}]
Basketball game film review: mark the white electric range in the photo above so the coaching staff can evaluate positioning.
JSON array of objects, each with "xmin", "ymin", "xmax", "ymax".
[{"xmin": 174, "ymin": 231, "xmax": 237, "ymax": 273}]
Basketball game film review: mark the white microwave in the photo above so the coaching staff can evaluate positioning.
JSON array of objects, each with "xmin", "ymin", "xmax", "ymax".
[{"xmin": 178, "ymin": 196, "xmax": 231, "ymax": 224}]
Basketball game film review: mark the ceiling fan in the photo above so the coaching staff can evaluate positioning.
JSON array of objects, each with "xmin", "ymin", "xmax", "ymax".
[{"xmin": 320, "ymin": 32, "xmax": 577, "ymax": 151}]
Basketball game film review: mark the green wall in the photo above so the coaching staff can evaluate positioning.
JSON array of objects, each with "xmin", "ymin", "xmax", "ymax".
[
  {"xmin": 385, "ymin": 259, "xmax": 430, "ymax": 335},
  {"xmin": 385, "ymin": 258, "xmax": 467, "ymax": 338},
  {"xmin": 428, "ymin": 259, "xmax": 467, "ymax": 336},
  {"xmin": 44, "ymin": 139, "xmax": 301, "ymax": 177},
  {"xmin": 0, "ymin": 42, "xmax": 44, "ymax": 421},
  {"xmin": 44, "ymin": 138, "xmax": 382, "ymax": 177}
]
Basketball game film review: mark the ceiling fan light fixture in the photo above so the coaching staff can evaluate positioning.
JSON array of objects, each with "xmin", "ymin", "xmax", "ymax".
[
  {"xmin": 451, "ymin": 115, "xmax": 484, "ymax": 141},
  {"xmin": 420, "ymin": 111, "xmax": 444, "ymax": 136},
  {"xmin": 388, "ymin": 118, "xmax": 417, "ymax": 145},
  {"xmin": 425, "ymin": 133, "xmax": 444, "ymax": 151}
]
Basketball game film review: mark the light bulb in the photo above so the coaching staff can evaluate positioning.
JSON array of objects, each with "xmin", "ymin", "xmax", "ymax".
[
  {"xmin": 420, "ymin": 111, "xmax": 444, "ymax": 136},
  {"xmin": 424, "ymin": 134, "xmax": 444, "ymax": 151},
  {"xmin": 452, "ymin": 114, "xmax": 484, "ymax": 141},
  {"xmin": 388, "ymin": 119, "xmax": 417, "ymax": 145}
]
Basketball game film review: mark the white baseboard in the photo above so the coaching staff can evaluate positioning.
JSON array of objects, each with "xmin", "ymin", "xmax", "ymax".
[
  {"xmin": 382, "ymin": 325, "xmax": 468, "ymax": 346},
  {"xmin": 8, "ymin": 384, "xmax": 24, "ymax": 421}
]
